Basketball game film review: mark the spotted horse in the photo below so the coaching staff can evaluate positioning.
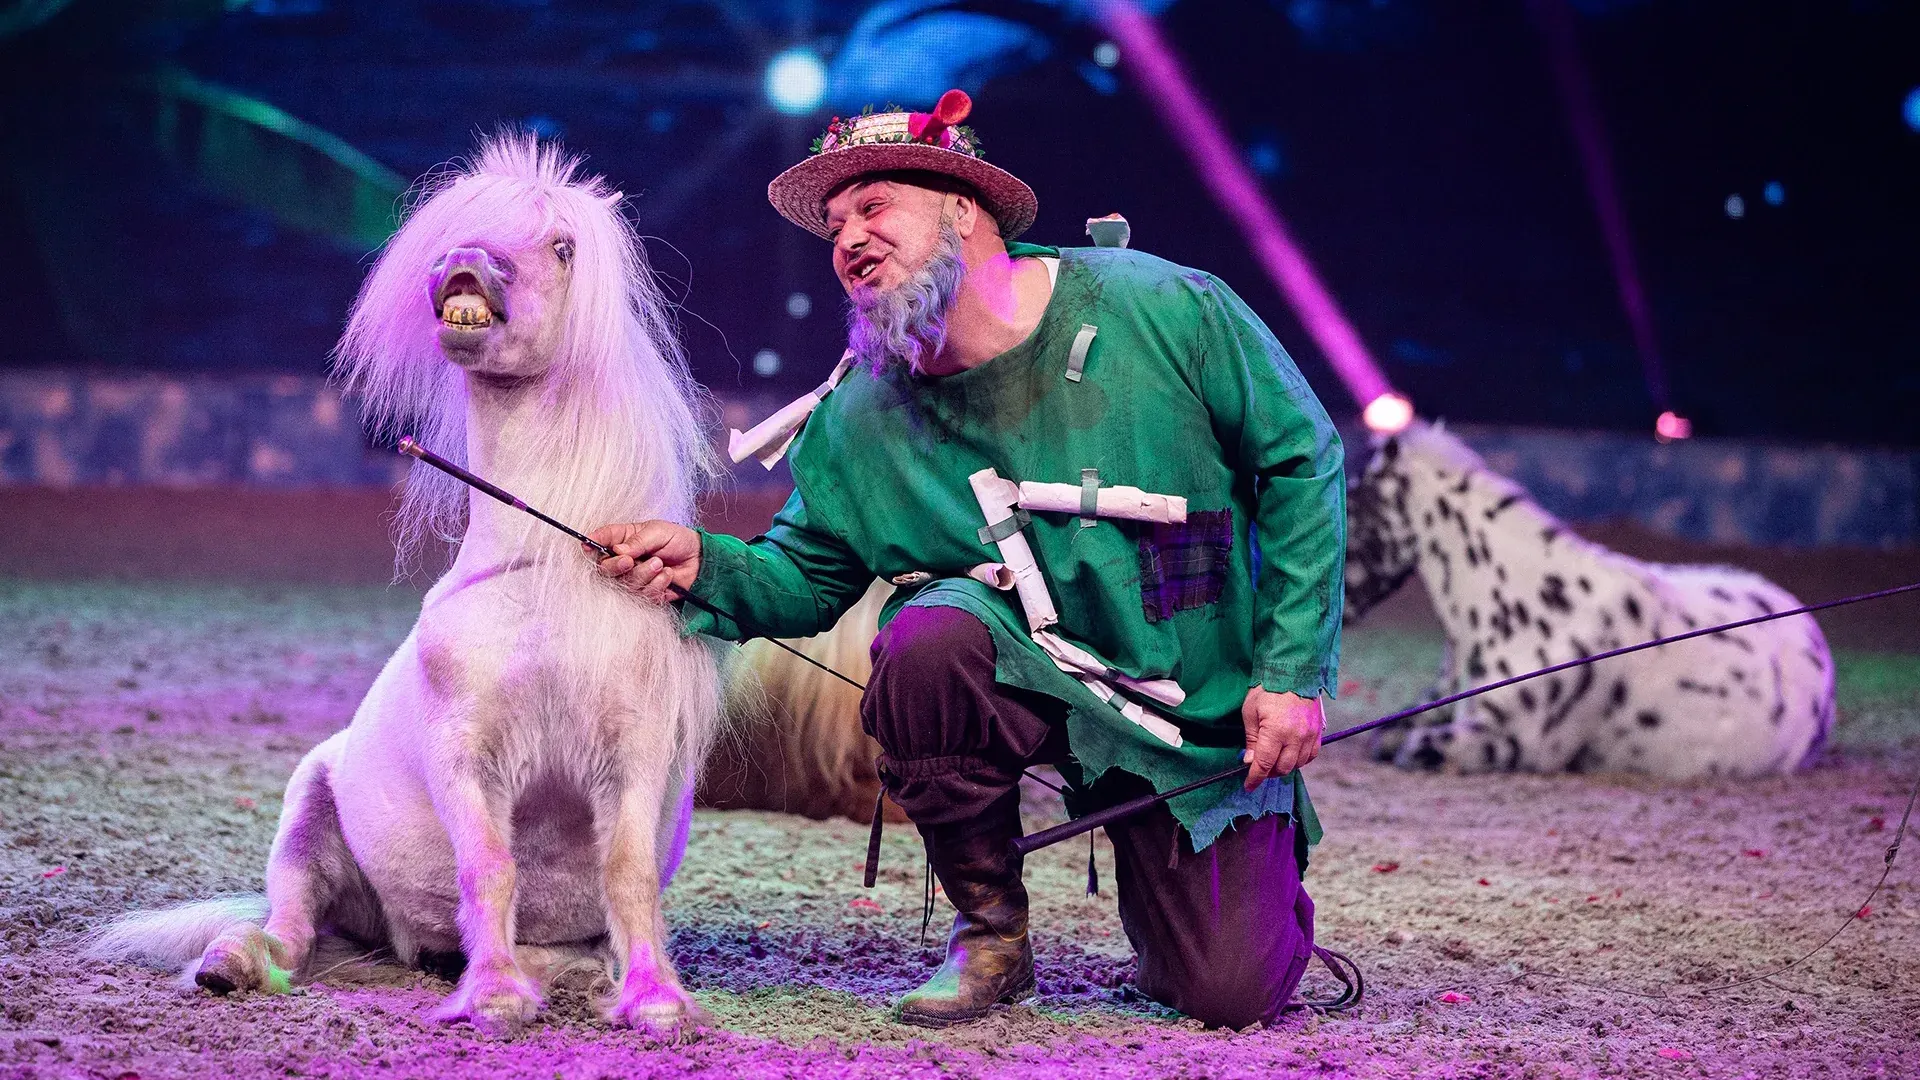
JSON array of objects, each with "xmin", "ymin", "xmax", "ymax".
[{"xmin": 1345, "ymin": 421, "xmax": 1834, "ymax": 777}]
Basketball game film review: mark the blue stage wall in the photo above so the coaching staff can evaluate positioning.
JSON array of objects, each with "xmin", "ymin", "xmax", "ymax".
[{"xmin": 1, "ymin": 371, "xmax": 1913, "ymax": 550}]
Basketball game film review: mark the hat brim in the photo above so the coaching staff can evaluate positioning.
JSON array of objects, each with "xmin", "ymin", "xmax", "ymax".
[{"xmin": 768, "ymin": 143, "xmax": 1037, "ymax": 241}]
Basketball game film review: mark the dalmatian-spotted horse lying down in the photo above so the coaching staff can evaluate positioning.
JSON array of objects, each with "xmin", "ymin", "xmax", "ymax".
[{"xmin": 1344, "ymin": 421, "xmax": 1835, "ymax": 777}]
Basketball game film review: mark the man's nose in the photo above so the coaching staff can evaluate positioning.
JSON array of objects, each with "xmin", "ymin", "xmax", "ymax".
[{"xmin": 836, "ymin": 223, "xmax": 869, "ymax": 260}]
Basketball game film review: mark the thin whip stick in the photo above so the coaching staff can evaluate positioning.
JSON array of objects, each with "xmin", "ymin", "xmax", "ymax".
[
  {"xmin": 1011, "ymin": 578, "xmax": 1920, "ymax": 856},
  {"xmin": 396, "ymin": 437, "xmax": 868, "ymax": 693}
]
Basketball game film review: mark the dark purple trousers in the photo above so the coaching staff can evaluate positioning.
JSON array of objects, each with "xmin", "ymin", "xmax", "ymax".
[{"xmin": 860, "ymin": 604, "xmax": 1317, "ymax": 1030}]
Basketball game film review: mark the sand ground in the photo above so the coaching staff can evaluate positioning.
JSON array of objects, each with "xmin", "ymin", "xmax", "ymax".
[{"xmin": 2, "ymin": 569, "xmax": 1916, "ymax": 1079}]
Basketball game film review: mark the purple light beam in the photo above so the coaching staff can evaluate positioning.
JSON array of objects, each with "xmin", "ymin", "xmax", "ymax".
[
  {"xmin": 1527, "ymin": 0, "xmax": 1672, "ymax": 412},
  {"xmin": 1100, "ymin": 1, "xmax": 1394, "ymax": 413}
]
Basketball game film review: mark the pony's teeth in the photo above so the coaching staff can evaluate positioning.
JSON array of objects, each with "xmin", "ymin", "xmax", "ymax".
[{"xmin": 441, "ymin": 295, "xmax": 492, "ymax": 325}]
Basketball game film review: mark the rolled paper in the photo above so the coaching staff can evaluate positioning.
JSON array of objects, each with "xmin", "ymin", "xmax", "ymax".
[
  {"xmin": 1070, "ymin": 670, "xmax": 1184, "ymax": 748},
  {"xmin": 1033, "ymin": 630, "xmax": 1186, "ymax": 709},
  {"xmin": 1016, "ymin": 481, "xmax": 1188, "ymax": 524},
  {"xmin": 967, "ymin": 469, "xmax": 1058, "ymax": 632},
  {"xmin": 727, "ymin": 351, "xmax": 855, "ymax": 469},
  {"xmin": 967, "ymin": 563, "xmax": 1017, "ymax": 590}
]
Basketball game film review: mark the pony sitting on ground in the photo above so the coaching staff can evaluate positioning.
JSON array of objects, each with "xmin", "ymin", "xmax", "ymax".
[
  {"xmin": 92, "ymin": 134, "xmax": 724, "ymax": 1036},
  {"xmin": 1345, "ymin": 421, "xmax": 1834, "ymax": 777}
]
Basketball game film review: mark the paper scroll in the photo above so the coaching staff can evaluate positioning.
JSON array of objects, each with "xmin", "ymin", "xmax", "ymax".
[
  {"xmin": 726, "ymin": 351, "xmax": 855, "ymax": 469},
  {"xmin": 968, "ymin": 467, "xmax": 1183, "ymax": 748},
  {"xmin": 967, "ymin": 469, "xmax": 1059, "ymax": 633},
  {"xmin": 1015, "ymin": 481, "xmax": 1187, "ymax": 525}
]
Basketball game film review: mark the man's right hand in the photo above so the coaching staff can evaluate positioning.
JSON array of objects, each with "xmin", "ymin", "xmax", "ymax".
[{"xmin": 586, "ymin": 521, "xmax": 702, "ymax": 603}]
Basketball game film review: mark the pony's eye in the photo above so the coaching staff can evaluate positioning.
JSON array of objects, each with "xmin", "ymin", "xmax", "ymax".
[{"xmin": 553, "ymin": 239, "xmax": 574, "ymax": 264}]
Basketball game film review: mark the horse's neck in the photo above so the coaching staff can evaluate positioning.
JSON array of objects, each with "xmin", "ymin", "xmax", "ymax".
[
  {"xmin": 1404, "ymin": 454, "xmax": 1594, "ymax": 638},
  {"xmin": 458, "ymin": 377, "xmax": 556, "ymax": 560}
]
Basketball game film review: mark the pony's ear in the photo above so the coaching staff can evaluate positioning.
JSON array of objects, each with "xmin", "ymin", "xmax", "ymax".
[{"xmin": 1431, "ymin": 417, "xmax": 1447, "ymax": 433}]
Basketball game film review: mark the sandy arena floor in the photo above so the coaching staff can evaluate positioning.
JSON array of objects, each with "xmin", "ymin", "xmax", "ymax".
[{"xmin": 2, "ymin": 575, "xmax": 1917, "ymax": 1079}]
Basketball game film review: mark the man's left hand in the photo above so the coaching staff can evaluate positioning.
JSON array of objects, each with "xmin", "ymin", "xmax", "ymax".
[{"xmin": 1241, "ymin": 688, "xmax": 1325, "ymax": 789}]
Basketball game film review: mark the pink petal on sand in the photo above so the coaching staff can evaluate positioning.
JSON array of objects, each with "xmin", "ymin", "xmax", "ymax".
[
  {"xmin": 1656, "ymin": 1048, "xmax": 1693, "ymax": 1061},
  {"xmin": 1856, "ymin": 905, "xmax": 1872, "ymax": 919},
  {"xmin": 1476, "ymin": 878, "xmax": 1491, "ymax": 886},
  {"xmin": 1867, "ymin": 816, "xmax": 1886, "ymax": 832},
  {"xmin": 41, "ymin": 866, "xmax": 65, "ymax": 878},
  {"xmin": 1586, "ymin": 895, "xmax": 1600, "ymax": 903},
  {"xmin": 1340, "ymin": 680, "xmax": 1362, "ymax": 696},
  {"xmin": 848, "ymin": 898, "xmax": 883, "ymax": 914},
  {"xmin": 1436, "ymin": 991, "xmax": 1470, "ymax": 1004},
  {"xmin": 234, "ymin": 796, "xmax": 257, "ymax": 811},
  {"xmin": 1743, "ymin": 848, "xmax": 1767, "ymax": 858},
  {"xmin": 1371, "ymin": 862, "xmax": 1400, "ymax": 873}
]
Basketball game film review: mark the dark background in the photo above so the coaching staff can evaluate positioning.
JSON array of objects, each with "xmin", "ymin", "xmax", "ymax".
[{"xmin": 3, "ymin": 0, "xmax": 1916, "ymax": 445}]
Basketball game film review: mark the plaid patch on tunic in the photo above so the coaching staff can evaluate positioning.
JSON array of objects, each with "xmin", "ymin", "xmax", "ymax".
[{"xmin": 1138, "ymin": 509, "xmax": 1234, "ymax": 623}]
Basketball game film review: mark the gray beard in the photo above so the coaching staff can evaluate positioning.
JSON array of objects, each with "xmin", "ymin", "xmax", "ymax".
[{"xmin": 845, "ymin": 224, "xmax": 966, "ymax": 375}]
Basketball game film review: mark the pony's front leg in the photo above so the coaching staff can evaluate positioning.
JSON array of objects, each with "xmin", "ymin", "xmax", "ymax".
[
  {"xmin": 427, "ymin": 766, "xmax": 542, "ymax": 1036},
  {"xmin": 600, "ymin": 773, "xmax": 700, "ymax": 1035}
]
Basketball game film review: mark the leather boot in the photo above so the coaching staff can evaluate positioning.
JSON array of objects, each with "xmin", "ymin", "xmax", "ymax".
[{"xmin": 897, "ymin": 793, "xmax": 1035, "ymax": 1027}]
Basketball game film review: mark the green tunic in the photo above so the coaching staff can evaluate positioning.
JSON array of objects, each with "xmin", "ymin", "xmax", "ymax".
[{"xmin": 686, "ymin": 242, "xmax": 1346, "ymax": 850}]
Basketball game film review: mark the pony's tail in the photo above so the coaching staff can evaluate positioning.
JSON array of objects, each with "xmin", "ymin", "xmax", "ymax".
[{"xmin": 86, "ymin": 895, "xmax": 267, "ymax": 971}]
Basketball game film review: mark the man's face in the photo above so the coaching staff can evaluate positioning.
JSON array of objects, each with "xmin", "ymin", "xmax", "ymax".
[{"xmin": 824, "ymin": 179, "xmax": 951, "ymax": 297}]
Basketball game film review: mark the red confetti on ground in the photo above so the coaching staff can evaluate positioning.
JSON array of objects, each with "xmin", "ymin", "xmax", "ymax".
[
  {"xmin": 1476, "ymin": 878, "xmax": 1491, "ymax": 886},
  {"xmin": 1743, "ymin": 848, "xmax": 1767, "ymax": 858},
  {"xmin": 1546, "ymin": 828, "xmax": 1558, "ymax": 836},
  {"xmin": 234, "ymin": 796, "xmax": 257, "ymax": 811},
  {"xmin": 1656, "ymin": 1047, "xmax": 1694, "ymax": 1061},
  {"xmin": 1757, "ymin": 890, "xmax": 1775, "ymax": 899},
  {"xmin": 848, "ymin": 898, "xmax": 883, "ymax": 914},
  {"xmin": 1868, "ymin": 816, "xmax": 1886, "ymax": 832},
  {"xmin": 1340, "ymin": 680, "xmax": 1362, "ymax": 696},
  {"xmin": 1586, "ymin": 895, "xmax": 1600, "ymax": 903},
  {"xmin": 1436, "ymin": 991, "xmax": 1471, "ymax": 1004},
  {"xmin": 1371, "ymin": 862, "xmax": 1400, "ymax": 873},
  {"xmin": 1856, "ymin": 905, "xmax": 1872, "ymax": 919},
  {"xmin": 41, "ymin": 866, "xmax": 65, "ymax": 878},
  {"xmin": 757, "ymin": 920, "xmax": 772, "ymax": 930}
]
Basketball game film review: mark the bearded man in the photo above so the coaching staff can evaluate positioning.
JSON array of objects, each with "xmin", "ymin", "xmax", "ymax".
[{"xmin": 591, "ymin": 91, "xmax": 1346, "ymax": 1030}]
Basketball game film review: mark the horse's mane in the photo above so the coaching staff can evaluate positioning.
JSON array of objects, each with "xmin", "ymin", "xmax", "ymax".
[{"xmin": 332, "ymin": 132, "xmax": 716, "ymax": 576}]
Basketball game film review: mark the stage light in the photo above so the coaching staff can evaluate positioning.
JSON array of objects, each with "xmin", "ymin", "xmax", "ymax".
[
  {"xmin": 1905, "ymin": 87, "xmax": 1920, "ymax": 133},
  {"xmin": 1654, "ymin": 410, "xmax": 1692, "ymax": 443},
  {"xmin": 1724, "ymin": 194, "xmax": 1745, "ymax": 219},
  {"xmin": 765, "ymin": 49, "xmax": 828, "ymax": 116},
  {"xmin": 753, "ymin": 349, "xmax": 783, "ymax": 377},
  {"xmin": 786, "ymin": 292, "xmax": 812, "ymax": 319},
  {"xmin": 1093, "ymin": 41, "xmax": 1120, "ymax": 68},
  {"xmin": 1762, "ymin": 181, "xmax": 1785, "ymax": 206},
  {"xmin": 1362, "ymin": 392, "xmax": 1414, "ymax": 435}
]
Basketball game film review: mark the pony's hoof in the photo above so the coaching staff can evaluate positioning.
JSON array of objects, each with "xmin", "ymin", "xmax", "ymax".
[
  {"xmin": 433, "ymin": 967, "xmax": 543, "ymax": 1037},
  {"xmin": 194, "ymin": 931, "xmax": 290, "ymax": 996},
  {"xmin": 607, "ymin": 988, "xmax": 706, "ymax": 1040}
]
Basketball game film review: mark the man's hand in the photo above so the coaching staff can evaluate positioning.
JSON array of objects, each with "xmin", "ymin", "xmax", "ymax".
[
  {"xmin": 1241, "ymin": 688, "xmax": 1325, "ymax": 789},
  {"xmin": 585, "ymin": 521, "xmax": 702, "ymax": 603}
]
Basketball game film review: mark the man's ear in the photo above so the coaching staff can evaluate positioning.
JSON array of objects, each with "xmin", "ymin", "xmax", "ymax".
[{"xmin": 948, "ymin": 190, "xmax": 980, "ymax": 239}]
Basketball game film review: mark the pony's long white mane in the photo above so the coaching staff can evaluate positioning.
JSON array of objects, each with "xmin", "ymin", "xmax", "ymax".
[{"xmin": 333, "ymin": 132, "xmax": 715, "ymax": 574}]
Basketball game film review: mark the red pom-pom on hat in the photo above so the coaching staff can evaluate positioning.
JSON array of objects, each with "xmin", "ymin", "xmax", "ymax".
[{"xmin": 909, "ymin": 89, "xmax": 973, "ymax": 145}]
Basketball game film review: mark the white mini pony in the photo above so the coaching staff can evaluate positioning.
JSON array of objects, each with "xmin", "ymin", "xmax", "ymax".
[
  {"xmin": 93, "ymin": 135, "xmax": 723, "ymax": 1035},
  {"xmin": 1345, "ymin": 421, "xmax": 1834, "ymax": 778}
]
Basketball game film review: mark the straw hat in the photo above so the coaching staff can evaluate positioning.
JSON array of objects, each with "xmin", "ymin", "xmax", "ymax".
[{"xmin": 767, "ymin": 89, "xmax": 1038, "ymax": 241}]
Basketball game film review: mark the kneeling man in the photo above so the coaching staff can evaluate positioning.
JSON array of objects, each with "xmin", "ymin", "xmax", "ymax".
[{"xmin": 593, "ymin": 91, "xmax": 1346, "ymax": 1030}]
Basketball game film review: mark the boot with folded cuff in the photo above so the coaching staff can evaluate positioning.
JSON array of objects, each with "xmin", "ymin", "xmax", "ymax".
[{"xmin": 897, "ymin": 793, "xmax": 1035, "ymax": 1027}]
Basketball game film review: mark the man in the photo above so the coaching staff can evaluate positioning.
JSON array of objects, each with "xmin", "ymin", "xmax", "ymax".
[{"xmin": 592, "ymin": 90, "xmax": 1345, "ymax": 1030}]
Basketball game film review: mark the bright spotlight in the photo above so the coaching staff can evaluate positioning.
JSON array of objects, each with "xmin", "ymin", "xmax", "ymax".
[
  {"xmin": 765, "ymin": 49, "xmax": 827, "ymax": 116},
  {"xmin": 1362, "ymin": 391, "xmax": 1414, "ymax": 435},
  {"xmin": 1093, "ymin": 41, "xmax": 1120, "ymax": 69},
  {"xmin": 785, "ymin": 292, "xmax": 813, "ymax": 319},
  {"xmin": 1723, "ymin": 194, "xmax": 1745, "ymax": 219},
  {"xmin": 1654, "ymin": 410, "xmax": 1692, "ymax": 443},
  {"xmin": 1905, "ymin": 87, "xmax": 1920, "ymax": 133},
  {"xmin": 752, "ymin": 349, "xmax": 782, "ymax": 377}
]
